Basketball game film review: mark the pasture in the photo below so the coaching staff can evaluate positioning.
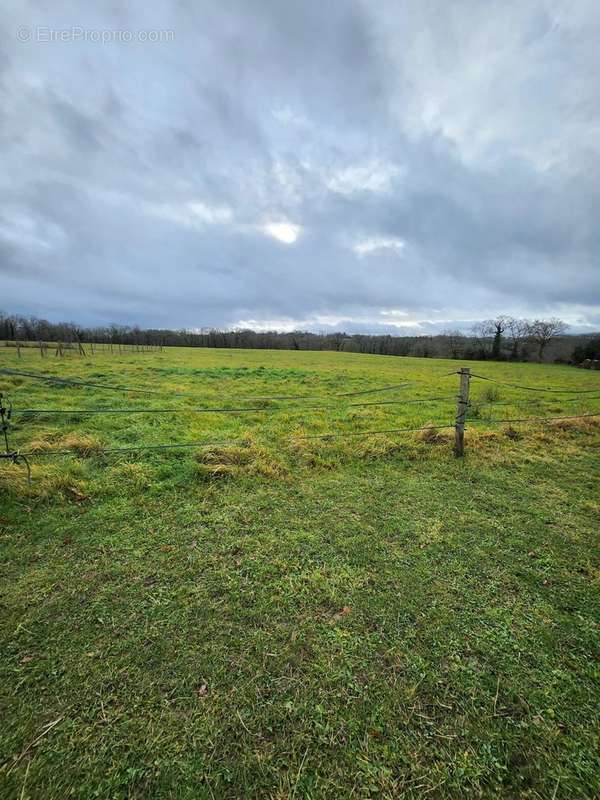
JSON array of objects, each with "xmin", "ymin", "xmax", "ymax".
[{"xmin": 1, "ymin": 346, "xmax": 599, "ymax": 799}]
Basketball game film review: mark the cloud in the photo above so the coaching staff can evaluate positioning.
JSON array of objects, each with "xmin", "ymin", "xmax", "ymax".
[
  {"xmin": 353, "ymin": 237, "xmax": 405, "ymax": 256},
  {"xmin": 327, "ymin": 161, "xmax": 401, "ymax": 195},
  {"xmin": 261, "ymin": 221, "xmax": 301, "ymax": 244},
  {"xmin": 146, "ymin": 201, "xmax": 233, "ymax": 227},
  {"xmin": 0, "ymin": 0, "xmax": 599, "ymax": 333}
]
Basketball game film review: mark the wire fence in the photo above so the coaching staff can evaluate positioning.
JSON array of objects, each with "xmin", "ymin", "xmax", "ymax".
[
  {"xmin": 1, "ymin": 340, "xmax": 162, "ymax": 358},
  {"xmin": 468, "ymin": 372, "xmax": 600, "ymax": 394},
  {"xmin": 16, "ymin": 395, "xmax": 456, "ymax": 416},
  {"xmin": 1, "ymin": 365, "xmax": 599, "ymax": 481},
  {"xmin": 0, "ymin": 367, "xmax": 412, "ymax": 402},
  {"xmin": 469, "ymin": 411, "xmax": 600, "ymax": 426}
]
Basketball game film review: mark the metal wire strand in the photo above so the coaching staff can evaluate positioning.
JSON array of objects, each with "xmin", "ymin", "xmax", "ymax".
[
  {"xmin": 17, "ymin": 395, "xmax": 456, "ymax": 416},
  {"xmin": 0, "ymin": 367, "xmax": 413, "ymax": 402},
  {"xmin": 14, "ymin": 422, "xmax": 456, "ymax": 456},
  {"xmin": 472, "ymin": 395, "xmax": 600, "ymax": 408},
  {"xmin": 469, "ymin": 372, "xmax": 600, "ymax": 394},
  {"xmin": 6, "ymin": 412, "xmax": 599, "ymax": 461},
  {"xmin": 469, "ymin": 412, "xmax": 600, "ymax": 425},
  {"xmin": 19, "ymin": 438, "xmax": 243, "ymax": 457},
  {"xmin": 295, "ymin": 423, "xmax": 454, "ymax": 440}
]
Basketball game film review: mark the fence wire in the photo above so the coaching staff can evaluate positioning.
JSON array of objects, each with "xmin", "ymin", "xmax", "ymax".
[
  {"xmin": 0, "ymin": 367, "xmax": 414, "ymax": 403},
  {"xmin": 468, "ymin": 371, "xmax": 600, "ymax": 394},
  {"xmin": 19, "ymin": 439, "xmax": 242, "ymax": 457},
  {"xmin": 17, "ymin": 395, "xmax": 456, "ymax": 416},
  {"xmin": 296, "ymin": 423, "xmax": 454, "ymax": 440},
  {"xmin": 14, "ymin": 422, "xmax": 455, "ymax": 458},
  {"xmin": 469, "ymin": 412, "xmax": 600, "ymax": 426},
  {"xmin": 1, "ymin": 365, "xmax": 599, "ymax": 470},
  {"xmin": 472, "ymin": 395, "xmax": 600, "ymax": 408}
]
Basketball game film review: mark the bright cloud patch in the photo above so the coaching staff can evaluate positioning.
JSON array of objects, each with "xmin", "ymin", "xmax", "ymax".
[
  {"xmin": 353, "ymin": 237, "xmax": 405, "ymax": 256},
  {"xmin": 262, "ymin": 222, "xmax": 301, "ymax": 244},
  {"xmin": 328, "ymin": 162, "xmax": 400, "ymax": 195}
]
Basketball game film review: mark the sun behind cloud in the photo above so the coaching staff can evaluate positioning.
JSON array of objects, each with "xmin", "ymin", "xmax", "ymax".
[{"xmin": 262, "ymin": 221, "xmax": 301, "ymax": 244}]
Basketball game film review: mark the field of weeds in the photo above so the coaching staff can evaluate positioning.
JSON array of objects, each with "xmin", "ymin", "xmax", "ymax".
[{"xmin": 1, "ymin": 346, "xmax": 599, "ymax": 798}]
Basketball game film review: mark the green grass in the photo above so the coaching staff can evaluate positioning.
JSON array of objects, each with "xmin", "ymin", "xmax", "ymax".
[{"xmin": 1, "ymin": 346, "xmax": 599, "ymax": 799}]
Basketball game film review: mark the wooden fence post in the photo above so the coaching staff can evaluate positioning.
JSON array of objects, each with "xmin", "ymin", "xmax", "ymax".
[{"xmin": 454, "ymin": 367, "xmax": 471, "ymax": 457}]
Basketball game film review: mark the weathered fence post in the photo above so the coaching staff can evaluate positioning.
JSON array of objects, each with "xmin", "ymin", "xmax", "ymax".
[
  {"xmin": 0, "ymin": 393, "xmax": 9, "ymax": 453},
  {"xmin": 454, "ymin": 367, "xmax": 471, "ymax": 457}
]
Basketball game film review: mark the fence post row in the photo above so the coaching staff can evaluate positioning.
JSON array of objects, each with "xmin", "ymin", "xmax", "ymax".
[{"xmin": 454, "ymin": 367, "xmax": 471, "ymax": 457}]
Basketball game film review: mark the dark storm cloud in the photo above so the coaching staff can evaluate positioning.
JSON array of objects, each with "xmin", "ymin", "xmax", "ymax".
[{"xmin": 1, "ymin": 0, "xmax": 599, "ymax": 332}]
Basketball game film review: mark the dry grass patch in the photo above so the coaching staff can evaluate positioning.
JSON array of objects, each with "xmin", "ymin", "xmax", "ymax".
[
  {"xmin": 352, "ymin": 435, "xmax": 404, "ymax": 460},
  {"xmin": 34, "ymin": 472, "xmax": 91, "ymax": 503},
  {"xmin": 469, "ymin": 429, "xmax": 502, "ymax": 444},
  {"xmin": 25, "ymin": 430, "xmax": 62, "ymax": 453},
  {"xmin": 23, "ymin": 432, "xmax": 103, "ymax": 457},
  {"xmin": 547, "ymin": 415, "xmax": 600, "ymax": 432},
  {"xmin": 0, "ymin": 460, "xmax": 91, "ymax": 503},
  {"xmin": 0, "ymin": 461, "xmax": 35, "ymax": 496},
  {"xmin": 414, "ymin": 422, "xmax": 453, "ymax": 444},
  {"xmin": 195, "ymin": 437, "xmax": 287, "ymax": 479},
  {"xmin": 58, "ymin": 433, "xmax": 104, "ymax": 457},
  {"xmin": 198, "ymin": 443, "xmax": 255, "ymax": 467}
]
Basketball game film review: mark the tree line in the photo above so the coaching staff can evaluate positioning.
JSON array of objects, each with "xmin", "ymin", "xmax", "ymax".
[{"xmin": 0, "ymin": 311, "xmax": 596, "ymax": 363}]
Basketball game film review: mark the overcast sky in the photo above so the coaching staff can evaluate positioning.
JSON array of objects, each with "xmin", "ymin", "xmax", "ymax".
[{"xmin": 1, "ymin": 1, "xmax": 600, "ymax": 335}]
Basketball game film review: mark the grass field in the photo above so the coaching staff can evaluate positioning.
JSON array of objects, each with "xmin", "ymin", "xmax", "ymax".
[{"xmin": 1, "ymin": 346, "xmax": 599, "ymax": 799}]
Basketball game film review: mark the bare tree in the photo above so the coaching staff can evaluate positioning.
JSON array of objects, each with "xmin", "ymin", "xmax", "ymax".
[
  {"xmin": 470, "ymin": 321, "xmax": 492, "ymax": 358},
  {"xmin": 505, "ymin": 317, "xmax": 529, "ymax": 360},
  {"xmin": 441, "ymin": 329, "xmax": 465, "ymax": 359},
  {"xmin": 526, "ymin": 318, "xmax": 568, "ymax": 361}
]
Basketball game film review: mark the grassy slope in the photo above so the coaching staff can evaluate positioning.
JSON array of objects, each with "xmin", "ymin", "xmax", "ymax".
[{"xmin": 0, "ymin": 347, "xmax": 599, "ymax": 799}]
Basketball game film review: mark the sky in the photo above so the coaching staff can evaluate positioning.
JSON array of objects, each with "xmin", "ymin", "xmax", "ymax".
[{"xmin": 1, "ymin": 0, "xmax": 600, "ymax": 336}]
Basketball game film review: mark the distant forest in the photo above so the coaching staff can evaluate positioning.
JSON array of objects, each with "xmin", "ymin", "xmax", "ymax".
[{"xmin": 1, "ymin": 312, "xmax": 599, "ymax": 363}]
